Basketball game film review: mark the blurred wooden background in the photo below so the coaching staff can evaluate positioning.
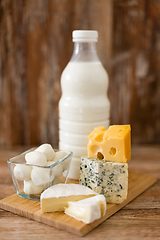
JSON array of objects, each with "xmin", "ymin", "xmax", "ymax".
[{"xmin": 0, "ymin": 0, "xmax": 160, "ymax": 148}]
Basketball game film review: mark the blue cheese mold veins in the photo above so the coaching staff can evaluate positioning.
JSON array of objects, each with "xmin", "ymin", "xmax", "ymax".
[{"xmin": 79, "ymin": 157, "xmax": 128, "ymax": 204}]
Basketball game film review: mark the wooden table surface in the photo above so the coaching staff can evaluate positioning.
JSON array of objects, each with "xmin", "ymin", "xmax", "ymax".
[{"xmin": 0, "ymin": 145, "xmax": 160, "ymax": 240}]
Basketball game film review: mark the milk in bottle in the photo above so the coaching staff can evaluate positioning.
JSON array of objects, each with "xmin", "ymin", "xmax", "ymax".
[{"xmin": 59, "ymin": 30, "xmax": 110, "ymax": 179}]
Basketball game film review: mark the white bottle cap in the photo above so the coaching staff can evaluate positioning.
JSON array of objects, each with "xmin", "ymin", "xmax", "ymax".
[{"xmin": 72, "ymin": 30, "xmax": 98, "ymax": 42}]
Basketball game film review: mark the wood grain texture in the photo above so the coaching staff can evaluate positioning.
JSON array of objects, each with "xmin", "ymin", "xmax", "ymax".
[
  {"xmin": 112, "ymin": 0, "xmax": 160, "ymax": 144},
  {"xmin": 0, "ymin": 145, "xmax": 160, "ymax": 239},
  {"xmin": 0, "ymin": 0, "xmax": 112, "ymax": 147},
  {"xmin": 0, "ymin": 0, "xmax": 160, "ymax": 146},
  {"xmin": 0, "ymin": 171, "xmax": 157, "ymax": 236}
]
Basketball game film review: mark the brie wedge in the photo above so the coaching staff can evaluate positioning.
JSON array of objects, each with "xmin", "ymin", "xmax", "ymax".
[
  {"xmin": 40, "ymin": 183, "xmax": 98, "ymax": 213},
  {"xmin": 65, "ymin": 194, "xmax": 107, "ymax": 224}
]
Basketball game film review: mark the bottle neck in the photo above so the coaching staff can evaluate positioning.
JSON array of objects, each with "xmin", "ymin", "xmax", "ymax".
[{"xmin": 70, "ymin": 42, "xmax": 100, "ymax": 62}]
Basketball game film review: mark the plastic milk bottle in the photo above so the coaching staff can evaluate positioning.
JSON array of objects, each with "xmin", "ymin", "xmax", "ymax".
[{"xmin": 59, "ymin": 30, "xmax": 110, "ymax": 179}]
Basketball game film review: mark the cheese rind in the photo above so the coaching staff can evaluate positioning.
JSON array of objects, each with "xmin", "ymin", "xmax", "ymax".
[
  {"xmin": 88, "ymin": 125, "xmax": 131, "ymax": 163},
  {"xmin": 65, "ymin": 195, "xmax": 106, "ymax": 224},
  {"xmin": 40, "ymin": 183, "xmax": 98, "ymax": 213},
  {"xmin": 79, "ymin": 157, "xmax": 128, "ymax": 204}
]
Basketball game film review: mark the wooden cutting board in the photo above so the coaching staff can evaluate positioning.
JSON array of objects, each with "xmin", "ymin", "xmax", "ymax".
[{"xmin": 0, "ymin": 171, "xmax": 157, "ymax": 236}]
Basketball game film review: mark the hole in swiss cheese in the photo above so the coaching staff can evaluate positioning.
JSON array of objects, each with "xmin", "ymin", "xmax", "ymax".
[
  {"xmin": 109, "ymin": 147, "xmax": 117, "ymax": 156},
  {"xmin": 97, "ymin": 152, "xmax": 104, "ymax": 160}
]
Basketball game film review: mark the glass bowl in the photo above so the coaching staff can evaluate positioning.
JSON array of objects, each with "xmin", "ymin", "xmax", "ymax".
[{"xmin": 7, "ymin": 148, "xmax": 73, "ymax": 201}]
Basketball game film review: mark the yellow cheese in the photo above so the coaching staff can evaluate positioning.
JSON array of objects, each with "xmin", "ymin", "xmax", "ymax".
[
  {"xmin": 40, "ymin": 183, "xmax": 97, "ymax": 213},
  {"xmin": 87, "ymin": 125, "xmax": 131, "ymax": 163}
]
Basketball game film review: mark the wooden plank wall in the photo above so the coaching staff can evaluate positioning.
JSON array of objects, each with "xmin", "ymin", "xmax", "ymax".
[
  {"xmin": 112, "ymin": 0, "xmax": 160, "ymax": 144},
  {"xmin": 0, "ymin": 0, "xmax": 160, "ymax": 147}
]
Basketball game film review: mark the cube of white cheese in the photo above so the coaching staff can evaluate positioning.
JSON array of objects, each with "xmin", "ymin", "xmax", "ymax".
[
  {"xmin": 24, "ymin": 179, "xmax": 44, "ymax": 195},
  {"xmin": 35, "ymin": 143, "xmax": 56, "ymax": 161},
  {"xmin": 25, "ymin": 151, "xmax": 47, "ymax": 166},
  {"xmin": 14, "ymin": 164, "xmax": 32, "ymax": 181},
  {"xmin": 31, "ymin": 166, "xmax": 54, "ymax": 186},
  {"xmin": 79, "ymin": 157, "xmax": 128, "ymax": 204}
]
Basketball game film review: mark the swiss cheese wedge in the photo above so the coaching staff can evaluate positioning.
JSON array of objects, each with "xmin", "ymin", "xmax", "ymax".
[{"xmin": 88, "ymin": 125, "xmax": 131, "ymax": 163}]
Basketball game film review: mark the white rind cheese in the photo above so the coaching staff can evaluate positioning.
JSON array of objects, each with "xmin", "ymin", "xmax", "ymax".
[
  {"xmin": 41, "ymin": 183, "xmax": 97, "ymax": 199},
  {"xmin": 65, "ymin": 195, "xmax": 107, "ymax": 224},
  {"xmin": 40, "ymin": 183, "xmax": 98, "ymax": 212},
  {"xmin": 79, "ymin": 157, "xmax": 128, "ymax": 204}
]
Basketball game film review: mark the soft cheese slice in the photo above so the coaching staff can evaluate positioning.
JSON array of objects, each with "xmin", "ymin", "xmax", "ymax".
[
  {"xmin": 88, "ymin": 125, "xmax": 131, "ymax": 163},
  {"xmin": 40, "ymin": 183, "xmax": 98, "ymax": 213},
  {"xmin": 65, "ymin": 195, "xmax": 106, "ymax": 224}
]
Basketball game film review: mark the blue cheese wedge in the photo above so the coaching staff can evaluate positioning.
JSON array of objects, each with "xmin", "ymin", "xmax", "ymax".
[
  {"xmin": 79, "ymin": 157, "xmax": 128, "ymax": 204},
  {"xmin": 40, "ymin": 183, "xmax": 98, "ymax": 213},
  {"xmin": 65, "ymin": 195, "xmax": 106, "ymax": 224}
]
